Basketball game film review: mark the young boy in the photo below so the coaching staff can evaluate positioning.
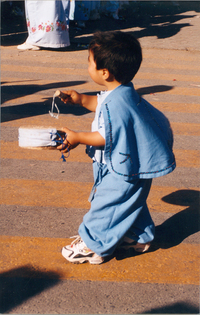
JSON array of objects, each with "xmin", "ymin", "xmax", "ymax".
[{"xmin": 58, "ymin": 31, "xmax": 176, "ymax": 264}]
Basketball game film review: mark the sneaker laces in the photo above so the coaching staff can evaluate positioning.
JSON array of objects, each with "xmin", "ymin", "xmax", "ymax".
[{"xmin": 69, "ymin": 235, "xmax": 87, "ymax": 249}]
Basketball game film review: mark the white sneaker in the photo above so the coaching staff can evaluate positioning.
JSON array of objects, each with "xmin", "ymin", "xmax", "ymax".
[
  {"xmin": 119, "ymin": 237, "xmax": 151, "ymax": 253},
  {"xmin": 62, "ymin": 235, "xmax": 104, "ymax": 265},
  {"xmin": 17, "ymin": 42, "xmax": 40, "ymax": 51}
]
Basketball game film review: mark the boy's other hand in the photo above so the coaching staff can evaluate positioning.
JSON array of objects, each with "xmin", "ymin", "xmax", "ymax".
[
  {"xmin": 60, "ymin": 90, "xmax": 81, "ymax": 105},
  {"xmin": 57, "ymin": 127, "xmax": 79, "ymax": 152}
]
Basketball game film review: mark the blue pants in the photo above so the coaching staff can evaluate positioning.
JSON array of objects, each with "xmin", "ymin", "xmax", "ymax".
[{"xmin": 79, "ymin": 162, "xmax": 155, "ymax": 257}]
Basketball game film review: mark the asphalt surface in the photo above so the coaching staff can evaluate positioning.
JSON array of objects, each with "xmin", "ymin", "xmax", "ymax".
[{"xmin": 1, "ymin": 1, "xmax": 200, "ymax": 314}]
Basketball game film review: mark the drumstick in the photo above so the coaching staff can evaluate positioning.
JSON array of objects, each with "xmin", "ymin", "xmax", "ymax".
[
  {"xmin": 49, "ymin": 90, "xmax": 64, "ymax": 119},
  {"xmin": 54, "ymin": 90, "xmax": 66, "ymax": 99}
]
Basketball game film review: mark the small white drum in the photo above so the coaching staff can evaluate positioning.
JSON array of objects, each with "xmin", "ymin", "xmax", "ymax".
[{"xmin": 18, "ymin": 126, "xmax": 65, "ymax": 150}]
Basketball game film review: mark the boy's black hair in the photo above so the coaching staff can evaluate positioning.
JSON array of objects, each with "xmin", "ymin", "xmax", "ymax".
[{"xmin": 89, "ymin": 31, "xmax": 142, "ymax": 85}]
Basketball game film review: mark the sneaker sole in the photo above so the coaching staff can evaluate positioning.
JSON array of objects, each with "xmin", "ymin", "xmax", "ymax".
[
  {"xmin": 62, "ymin": 248, "xmax": 104, "ymax": 265},
  {"xmin": 120, "ymin": 242, "xmax": 151, "ymax": 253}
]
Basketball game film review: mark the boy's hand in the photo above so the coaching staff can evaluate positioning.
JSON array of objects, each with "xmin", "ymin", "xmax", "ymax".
[
  {"xmin": 57, "ymin": 127, "xmax": 79, "ymax": 153},
  {"xmin": 57, "ymin": 90, "xmax": 97, "ymax": 112},
  {"xmin": 60, "ymin": 90, "xmax": 81, "ymax": 105}
]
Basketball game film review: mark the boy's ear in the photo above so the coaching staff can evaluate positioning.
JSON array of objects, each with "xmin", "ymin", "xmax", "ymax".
[
  {"xmin": 102, "ymin": 68, "xmax": 110, "ymax": 80},
  {"xmin": 102, "ymin": 68, "xmax": 113, "ymax": 81}
]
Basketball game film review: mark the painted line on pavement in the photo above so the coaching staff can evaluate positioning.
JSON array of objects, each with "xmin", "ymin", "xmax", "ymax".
[
  {"xmin": 0, "ymin": 178, "xmax": 198, "ymax": 213},
  {"xmin": 1, "ymin": 142, "xmax": 199, "ymax": 168},
  {"xmin": 2, "ymin": 92, "xmax": 200, "ymax": 114},
  {"xmin": 1, "ymin": 141, "xmax": 91, "ymax": 163},
  {"xmin": 136, "ymin": 71, "xmax": 200, "ymax": 83},
  {"xmin": 2, "ymin": 48, "xmax": 199, "ymax": 63},
  {"xmin": 150, "ymin": 101, "xmax": 200, "ymax": 113},
  {"xmin": 0, "ymin": 235, "xmax": 199, "ymax": 285},
  {"xmin": 171, "ymin": 122, "xmax": 200, "ymax": 136},
  {"xmin": 2, "ymin": 62, "xmax": 200, "ymax": 79},
  {"xmin": 2, "ymin": 117, "xmax": 199, "ymax": 137}
]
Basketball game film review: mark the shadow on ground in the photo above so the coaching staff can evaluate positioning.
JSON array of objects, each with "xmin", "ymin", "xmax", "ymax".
[
  {"xmin": 1, "ymin": 80, "xmax": 87, "ymax": 104},
  {"xmin": 0, "ymin": 267, "xmax": 198, "ymax": 314},
  {"xmin": 143, "ymin": 301, "xmax": 199, "ymax": 314},
  {"xmin": 0, "ymin": 266, "xmax": 60, "ymax": 314},
  {"xmin": 154, "ymin": 189, "xmax": 199, "ymax": 249},
  {"xmin": 114, "ymin": 189, "xmax": 199, "ymax": 258},
  {"xmin": 1, "ymin": 81, "xmax": 173, "ymax": 122}
]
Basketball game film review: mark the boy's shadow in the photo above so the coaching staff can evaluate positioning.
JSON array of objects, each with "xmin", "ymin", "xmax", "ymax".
[
  {"xmin": 113, "ymin": 189, "xmax": 199, "ymax": 261},
  {"xmin": 153, "ymin": 189, "xmax": 199, "ymax": 250}
]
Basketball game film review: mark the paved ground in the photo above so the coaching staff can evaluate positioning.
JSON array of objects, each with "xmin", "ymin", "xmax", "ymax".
[{"xmin": 1, "ymin": 1, "xmax": 200, "ymax": 314}]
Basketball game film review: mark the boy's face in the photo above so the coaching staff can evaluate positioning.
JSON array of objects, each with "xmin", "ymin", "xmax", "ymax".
[{"xmin": 88, "ymin": 50, "xmax": 105, "ymax": 86}]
